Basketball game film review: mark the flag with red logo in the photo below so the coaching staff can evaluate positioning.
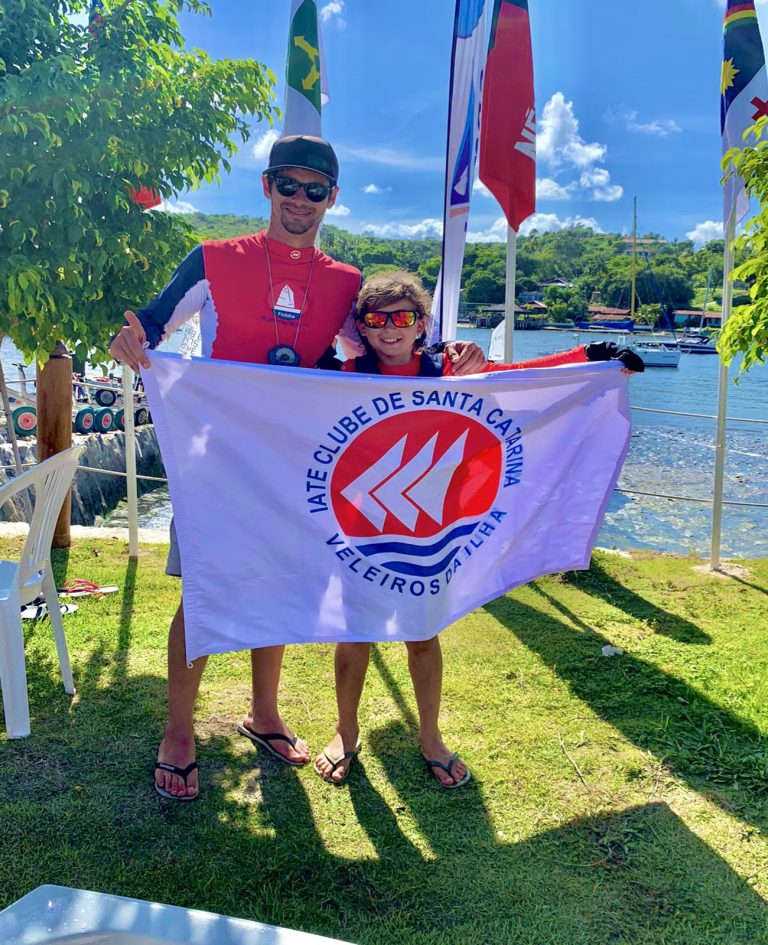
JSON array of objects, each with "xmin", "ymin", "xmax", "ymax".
[
  {"xmin": 721, "ymin": 0, "xmax": 768, "ymax": 224},
  {"xmin": 479, "ymin": 0, "xmax": 536, "ymax": 231},
  {"xmin": 143, "ymin": 352, "xmax": 630, "ymax": 661}
]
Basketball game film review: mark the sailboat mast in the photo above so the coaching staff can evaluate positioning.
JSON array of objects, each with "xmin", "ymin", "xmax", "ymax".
[{"xmin": 630, "ymin": 196, "xmax": 637, "ymax": 320}]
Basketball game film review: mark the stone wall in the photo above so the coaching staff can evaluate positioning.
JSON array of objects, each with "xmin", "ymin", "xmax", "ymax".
[{"xmin": 0, "ymin": 427, "xmax": 165, "ymax": 525}]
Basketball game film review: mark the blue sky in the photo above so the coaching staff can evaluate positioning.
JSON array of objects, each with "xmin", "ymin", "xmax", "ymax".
[{"xmin": 161, "ymin": 0, "xmax": 768, "ymax": 245}]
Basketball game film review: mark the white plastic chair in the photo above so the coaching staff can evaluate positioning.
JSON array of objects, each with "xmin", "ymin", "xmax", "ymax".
[{"xmin": 0, "ymin": 445, "xmax": 85, "ymax": 738}]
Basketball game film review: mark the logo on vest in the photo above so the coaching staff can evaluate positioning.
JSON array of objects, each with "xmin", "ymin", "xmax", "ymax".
[
  {"xmin": 273, "ymin": 284, "xmax": 302, "ymax": 321},
  {"xmin": 304, "ymin": 391, "xmax": 525, "ymax": 599}
]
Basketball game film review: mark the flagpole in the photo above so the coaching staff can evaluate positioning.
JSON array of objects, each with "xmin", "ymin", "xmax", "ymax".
[
  {"xmin": 503, "ymin": 225, "xmax": 517, "ymax": 361},
  {"xmin": 709, "ymin": 208, "xmax": 736, "ymax": 571}
]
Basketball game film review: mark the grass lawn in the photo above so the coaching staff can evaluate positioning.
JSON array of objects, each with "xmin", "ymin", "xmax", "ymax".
[{"xmin": 1, "ymin": 537, "xmax": 767, "ymax": 944}]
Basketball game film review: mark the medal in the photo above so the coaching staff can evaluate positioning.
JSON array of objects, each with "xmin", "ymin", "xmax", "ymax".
[{"xmin": 268, "ymin": 345, "xmax": 301, "ymax": 367}]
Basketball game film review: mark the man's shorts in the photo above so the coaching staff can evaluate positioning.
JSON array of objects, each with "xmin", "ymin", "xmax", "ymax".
[{"xmin": 166, "ymin": 518, "xmax": 181, "ymax": 577}]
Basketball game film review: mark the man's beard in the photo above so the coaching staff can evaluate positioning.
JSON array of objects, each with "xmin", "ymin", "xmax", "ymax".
[{"xmin": 280, "ymin": 207, "xmax": 316, "ymax": 234}]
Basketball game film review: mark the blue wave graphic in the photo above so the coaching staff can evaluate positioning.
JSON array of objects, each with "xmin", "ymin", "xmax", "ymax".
[
  {"xmin": 355, "ymin": 522, "xmax": 477, "ymax": 559},
  {"xmin": 382, "ymin": 546, "xmax": 462, "ymax": 578}
]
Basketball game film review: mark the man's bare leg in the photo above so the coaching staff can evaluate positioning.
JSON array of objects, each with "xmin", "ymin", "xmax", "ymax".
[
  {"xmin": 314, "ymin": 642, "xmax": 370, "ymax": 782},
  {"xmin": 242, "ymin": 645, "xmax": 310, "ymax": 764},
  {"xmin": 155, "ymin": 600, "xmax": 207, "ymax": 798},
  {"xmin": 405, "ymin": 637, "xmax": 467, "ymax": 787}
]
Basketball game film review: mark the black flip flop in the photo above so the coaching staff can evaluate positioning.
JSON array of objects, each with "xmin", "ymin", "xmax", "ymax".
[
  {"xmin": 154, "ymin": 761, "xmax": 199, "ymax": 801},
  {"xmin": 237, "ymin": 722, "xmax": 308, "ymax": 766},
  {"xmin": 315, "ymin": 742, "xmax": 362, "ymax": 785},
  {"xmin": 424, "ymin": 752, "xmax": 471, "ymax": 789}
]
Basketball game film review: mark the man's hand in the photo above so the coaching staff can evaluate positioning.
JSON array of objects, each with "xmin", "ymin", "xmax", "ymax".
[
  {"xmin": 445, "ymin": 340, "xmax": 487, "ymax": 375},
  {"xmin": 109, "ymin": 311, "xmax": 151, "ymax": 372}
]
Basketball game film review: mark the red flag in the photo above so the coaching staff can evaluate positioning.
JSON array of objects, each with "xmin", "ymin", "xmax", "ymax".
[
  {"xmin": 479, "ymin": 0, "xmax": 536, "ymax": 232},
  {"xmin": 129, "ymin": 186, "xmax": 162, "ymax": 211}
]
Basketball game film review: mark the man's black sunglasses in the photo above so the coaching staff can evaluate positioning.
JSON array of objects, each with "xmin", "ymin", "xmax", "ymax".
[{"xmin": 271, "ymin": 174, "xmax": 334, "ymax": 203}]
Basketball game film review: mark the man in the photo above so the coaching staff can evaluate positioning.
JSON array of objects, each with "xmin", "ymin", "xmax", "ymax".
[{"xmin": 110, "ymin": 135, "xmax": 486, "ymax": 801}]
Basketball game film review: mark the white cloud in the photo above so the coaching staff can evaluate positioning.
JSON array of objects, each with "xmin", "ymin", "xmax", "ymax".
[
  {"xmin": 473, "ymin": 179, "xmax": 492, "ymax": 197},
  {"xmin": 627, "ymin": 115, "xmax": 681, "ymax": 136},
  {"xmin": 538, "ymin": 92, "xmax": 606, "ymax": 169},
  {"xmin": 362, "ymin": 183, "xmax": 389, "ymax": 194},
  {"xmin": 466, "ymin": 217, "xmax": 509, "ymax": 243},
  {"xmin": 251, "ymin": 129, "xmax": 280, "ymax": 163},
  {"xmin": 535, "ymin": 92, "xmax": 622, "ymax": 204},
  {"xmin": 579, "ymin": 167, "xmax": 623, "ymax": 202},
  {"xmin": 343, "ymin": 146, "xmax": 443, "ymax": 172},
  {"xmin": 607, "ymin": 106, "xmax": 681, "ymax": 137},
  {"xmin": 519, "ymin": 213, "xmax": 603, "ymax": 236},
  {"xmin": 326, "ymin": 203, "xmax": 351, "ymax": 217},
  {"xmin": 363, "ymin": 218, "xmax": 443, "ymax": 239},
  {"xmin": 158, "ymin": 200, "xmax": 198, "ymax": 215},
  {"xmin": 320, "ymin": 1, "xmax": 346, "ymax": 27},
  {"xmin": 686, "ymin": 220, "xmax": 724, "ymax": 245},
  {"xmin": 536, "ymin": 177, "xmax": 573, "ymax": 200}
]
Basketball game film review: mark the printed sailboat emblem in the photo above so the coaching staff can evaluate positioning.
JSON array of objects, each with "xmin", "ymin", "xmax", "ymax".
[{"xmin": 274, "ymin": 284, "xmax": 301, "ymax": 321}]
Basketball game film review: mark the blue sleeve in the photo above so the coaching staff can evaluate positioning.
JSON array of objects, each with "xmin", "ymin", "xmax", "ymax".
[{"xmin": 136, "ymin": 245, "xmax": 206, "ymax": 349}]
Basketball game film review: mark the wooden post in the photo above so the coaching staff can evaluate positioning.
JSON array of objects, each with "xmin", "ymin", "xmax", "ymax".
[{"xmin": 37, "ymin": 341, "xmax": 73, "ymax": 548}]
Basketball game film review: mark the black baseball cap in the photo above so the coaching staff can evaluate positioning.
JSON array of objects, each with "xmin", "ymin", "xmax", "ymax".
[{"xmin": 264, "ymin": 135, "xmax": 339, "ymax": 184}]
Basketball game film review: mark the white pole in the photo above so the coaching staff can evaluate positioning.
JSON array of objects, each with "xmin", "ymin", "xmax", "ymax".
[
  {"xmin": 709, "ymin": 210, "xmax": 736, "ymax": 571},
  {"xmin": 122, "ymin": 367, "xmax": 139, "ymax": 558},
  {"xmin": 503, "ymin": 226, "xmax": 518, "ymax": 362}
]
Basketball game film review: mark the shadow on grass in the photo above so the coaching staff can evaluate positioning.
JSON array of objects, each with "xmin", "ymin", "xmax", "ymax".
[
  {"xmin": 485, "ymin": 587, "xmax": 768, "ymax": 831},
  {"xmin": 3, "ymin": 653, "xmax": 768, "ymax": 944},
  {"xmin": 113, "ymin": 555, "xmax": 138, "ymax": 682},
  {"xmin": 563, "ymin": 559, "xmax": 711, "ymax": 644}
]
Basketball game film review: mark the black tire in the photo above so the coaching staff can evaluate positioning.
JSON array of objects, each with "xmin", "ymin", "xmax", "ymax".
[
  {"xmin": 94, "ymin": 388, "xmax": 118, "ymax": 407},
  {"xmin": 134, "ymin": 406, "xmax": 149, "ymax": 426}
]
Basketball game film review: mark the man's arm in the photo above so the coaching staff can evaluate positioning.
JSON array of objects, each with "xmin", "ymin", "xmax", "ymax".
[{"xmin": 109, "ymin": 245, "xmax": 209, "ymax": 370}]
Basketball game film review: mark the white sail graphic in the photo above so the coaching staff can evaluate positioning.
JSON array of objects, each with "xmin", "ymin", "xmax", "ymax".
[
  {"xmin": 341, "ymin": 431, "xmax": 469, "ymax": 532},
  {"xmin": 276, "ymin": 285, "xmax": 295, "ymax": 309}
]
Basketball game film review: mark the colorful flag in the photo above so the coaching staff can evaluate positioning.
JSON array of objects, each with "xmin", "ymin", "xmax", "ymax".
[
  {"xmin": 143, "ymin": 352, "xmax": 630, "ymax": 661},
  {"xmin": 433, "ymin": 0, "xmax": 488, "ymax": 342},
  {"xmin": 721, "ymin": 0, "xmax": 768, "ymax": 224},
  {"xmin": 479, "ymin": 0, "xmax": 536, "ymax": 232},
  {"xmin": 283, "ymin": 0, "xmax": 329, "ymax": 137}
]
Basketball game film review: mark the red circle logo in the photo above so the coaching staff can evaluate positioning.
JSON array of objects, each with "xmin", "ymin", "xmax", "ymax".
[{"xmin": 331, "ymin": 410, "xmax": 502, "ymax": 540}]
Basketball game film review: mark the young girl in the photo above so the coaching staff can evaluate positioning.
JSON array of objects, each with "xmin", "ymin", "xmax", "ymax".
[{"xmin": 314, "ymin": 271, "xmax": 641, "ymax": 787}]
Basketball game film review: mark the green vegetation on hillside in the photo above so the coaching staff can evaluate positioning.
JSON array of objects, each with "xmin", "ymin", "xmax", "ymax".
[{"xmin": 191, "ymin": 213, "xmax": 745, "ymax": 323}]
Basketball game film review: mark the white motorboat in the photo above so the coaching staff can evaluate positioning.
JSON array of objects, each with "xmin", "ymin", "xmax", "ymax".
[{"xmin": 628, "ymin": 341, "xmax": 680, "ymax": 368}]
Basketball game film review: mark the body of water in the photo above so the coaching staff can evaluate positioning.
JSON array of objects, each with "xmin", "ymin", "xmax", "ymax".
[{"xmin": 4, "ymin": 330, "xmax": 767, "ymax": 558}]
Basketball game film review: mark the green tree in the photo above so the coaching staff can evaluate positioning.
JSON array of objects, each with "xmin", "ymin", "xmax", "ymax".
[
  {"xmin": 0, "ymin": 0, "xmax": 277, "ymax": 363},
  {"xmin": 719, "ymin": 120, "xmax": 768, "ymax": 371},
  {"xmin": 542, "ymin": 285, "xmax": 586, "ymax": 323},
  {"xmin": 464, "ymin": 270, "xmax": 504, "ymax": 304},
  {"xmin": 417, "ymin": 256, "xmax": 441, "ymax": 292}
]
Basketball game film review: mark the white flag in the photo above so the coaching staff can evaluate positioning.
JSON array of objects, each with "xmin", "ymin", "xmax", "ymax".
[
  {"xmin": 432, "ymin": 0, "xmax": 488, "ymax": 342},
  {"xmin": 143, "ymin": 353, "xmax": 631, "ymax": 661}
]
